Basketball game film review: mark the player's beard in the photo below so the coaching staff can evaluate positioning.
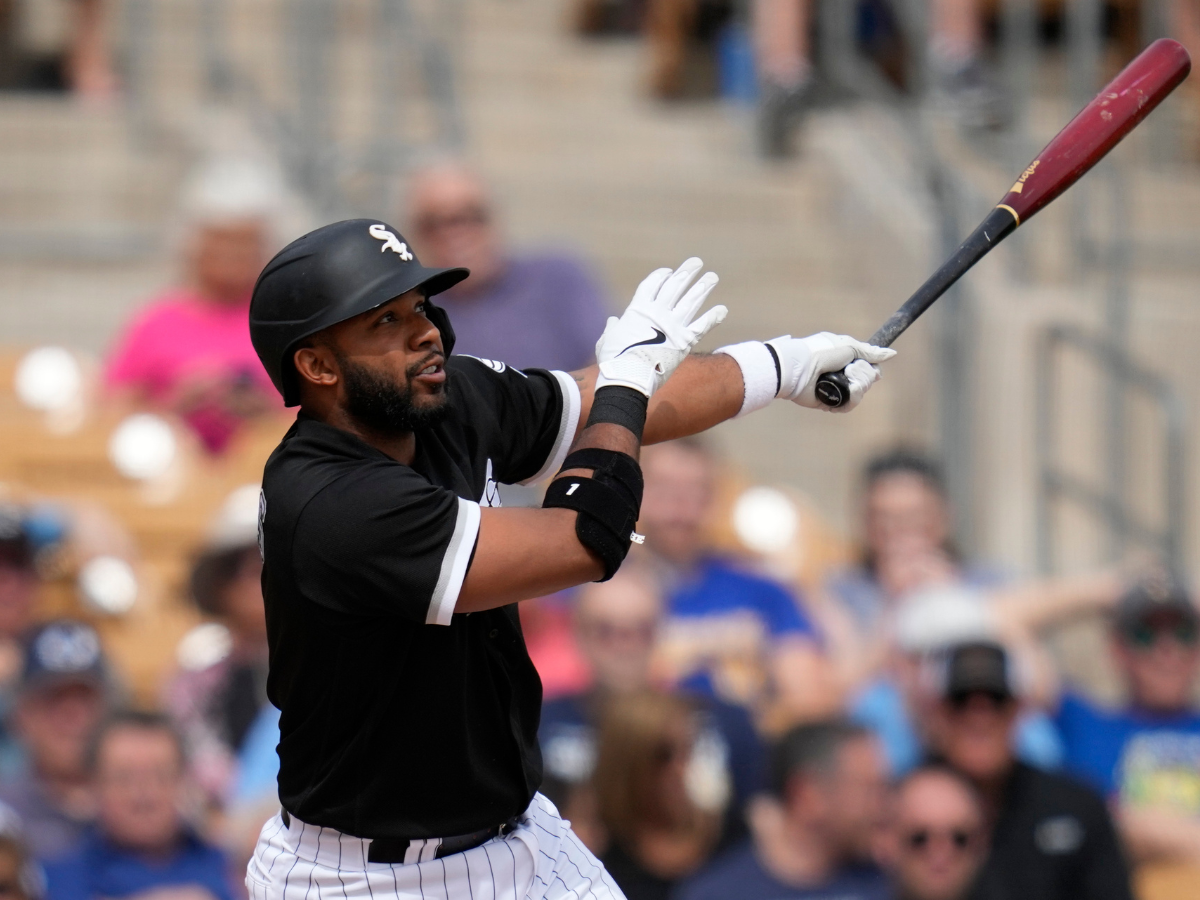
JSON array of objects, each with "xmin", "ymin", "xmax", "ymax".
[{"xmin": 337, "ymin": 352, "xmax": 451, "ymax": 437}]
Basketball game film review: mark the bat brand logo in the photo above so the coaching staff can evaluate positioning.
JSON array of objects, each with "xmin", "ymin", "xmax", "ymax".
[
  {"xmin": 368, "ymin": 224, "xmax": 413, "ymax": 260},
  {"xmin": 1008, "ymin": 160, "xmax": 1040, "ymax": 194}
]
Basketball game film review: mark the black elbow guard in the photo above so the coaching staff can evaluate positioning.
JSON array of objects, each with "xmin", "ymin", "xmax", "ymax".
[{"xmin": 542, "ymin": 448, "xmax": 644, "ymax": 581}]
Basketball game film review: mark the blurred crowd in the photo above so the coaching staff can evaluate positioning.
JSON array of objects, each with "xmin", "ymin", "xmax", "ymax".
[
  {"xmin": 573, "ymin": 0, "xmax": 1200, "ymax": 157},
  {"xmin": 0, "ymin": 4, "xmax": 1199, "ymax": 900},
  {"xmin": 0, "ymin": 153, "xmax": 1191, "ymax": 900}
]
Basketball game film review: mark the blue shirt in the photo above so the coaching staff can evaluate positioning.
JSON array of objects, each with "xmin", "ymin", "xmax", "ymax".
[
  {"xmin": 1056, "ymin": 691, "xmax": 1200, "ymax": 809},
  {"xmin": 675, "ymin": 842, "xmax": 889, "ymax": 900},
  {"xmin": 663, "ymin": 558, "xmax": 815, "ymax": 708},
  {"xmin": 437, "ymin": 253, "xmax": 611, "ymax": 372},
  {"xmin": 45, "ymin": 829, "xmax": 233, "ymax": 900},
  {"xmin": 668, "ymin": 557, "xmax": 813, "ymax": 638}
]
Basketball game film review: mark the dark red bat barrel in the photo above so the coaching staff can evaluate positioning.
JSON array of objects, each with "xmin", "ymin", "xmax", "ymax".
[{"xmin": 997, "ymin": 38, "xmax": 1191, "ymax": 225}]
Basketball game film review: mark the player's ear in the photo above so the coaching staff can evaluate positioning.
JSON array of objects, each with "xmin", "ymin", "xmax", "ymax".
[{"xmin": 293, "ymin": 343, "xmax": 339, "ymax": 389}]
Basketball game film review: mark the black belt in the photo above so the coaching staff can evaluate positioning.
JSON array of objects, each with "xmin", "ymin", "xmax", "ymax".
[{"xmin": 280, "ymin": 809, "xmax": 519, "ymax": 863}]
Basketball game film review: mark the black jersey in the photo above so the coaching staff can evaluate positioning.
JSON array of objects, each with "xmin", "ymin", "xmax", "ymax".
[
  {"xmin": 973, "ymin": 763, "xmax": 1132, "ymax": 900},
  {"xmin": 259, "ymin": 356, "xmax": 581, "ymax": 840}
]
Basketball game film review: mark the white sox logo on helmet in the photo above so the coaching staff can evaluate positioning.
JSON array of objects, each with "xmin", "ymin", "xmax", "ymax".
[{"xmin": 368, "ymin": 223, "xmax": 413, "ymax": 260}]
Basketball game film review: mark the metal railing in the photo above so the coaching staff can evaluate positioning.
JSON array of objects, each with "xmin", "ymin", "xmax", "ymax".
[{"xmin": 1035, "ymin": 324, "xmax": 1186, "ymax": 572}]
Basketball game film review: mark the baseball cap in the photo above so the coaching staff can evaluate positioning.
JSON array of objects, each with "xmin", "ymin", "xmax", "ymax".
[
  {"xmin": 189, "ymin": 485, "xmax": 263, "ymax": 616},
  {"xmin": 893, "ymin": 585, "xmax": 998, "ymax": 655},
  {"xmin": 1115, "ymin": 573, "xmax": 1197, "ymax": 637},
  {"xmin": 0, "ymin": 506, "xmax": 33, "ymax": 571},
  {"xmin": 20, "ymin": 620, "xmax": 107, "ymax": 694},
  {"xmin": 937, "ymin": 642, "xmax": 1013, "ymax": 702}
]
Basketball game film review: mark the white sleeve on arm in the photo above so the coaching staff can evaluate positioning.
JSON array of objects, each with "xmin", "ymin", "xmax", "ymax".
[
  {"xmin": 425, "ymin": 498, "xmax": 481, "ymax": 626},
  {"xmin": 520, "ymin": 370, "xmax": 582, "ymax": 485}
]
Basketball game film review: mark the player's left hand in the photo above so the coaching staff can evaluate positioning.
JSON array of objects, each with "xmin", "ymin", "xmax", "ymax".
[{"xmin": 767, "ymin": 332, "xmax": 896, "ymax": 413}]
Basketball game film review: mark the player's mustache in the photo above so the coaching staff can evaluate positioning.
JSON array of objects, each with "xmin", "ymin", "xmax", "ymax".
[{"xmin": 406, "ymin": 351, "xmax": 445, "ymax": 379}]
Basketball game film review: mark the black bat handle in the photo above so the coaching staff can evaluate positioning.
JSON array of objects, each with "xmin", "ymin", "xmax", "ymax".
[{"xmin": 813, "ymin": 207, "xmax": 1019, "ymax": 408}]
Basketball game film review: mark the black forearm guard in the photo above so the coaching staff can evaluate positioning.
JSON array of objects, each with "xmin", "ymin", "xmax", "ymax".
[{"xmin": 542, "ymin": 447, "xmax": 644, "ymax": 581}]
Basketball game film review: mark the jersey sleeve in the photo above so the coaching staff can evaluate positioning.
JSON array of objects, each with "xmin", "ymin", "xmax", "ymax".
[
  {"xmin": 450, "ymin": 356, "xmax": 582, "ymax": 485},
  {"xmin": 291, "ymin": 466, "xmax": 480, "ymax": 626}
]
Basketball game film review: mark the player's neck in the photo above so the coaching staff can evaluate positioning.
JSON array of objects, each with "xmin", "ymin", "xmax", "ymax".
[{"xmin": 309, "ymin": 405, "xmax": 417, "ymax": 465}]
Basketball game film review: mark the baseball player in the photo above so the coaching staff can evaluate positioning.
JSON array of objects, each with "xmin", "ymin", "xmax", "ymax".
[{"xmin": 244, "ymin": 218, "xmax": 894, "ymax": 900}]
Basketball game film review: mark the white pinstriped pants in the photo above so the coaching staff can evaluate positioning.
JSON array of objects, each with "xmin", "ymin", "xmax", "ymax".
[{"xmin": 246, "ymin": 794, "xmax": 626, "ymax": 900}]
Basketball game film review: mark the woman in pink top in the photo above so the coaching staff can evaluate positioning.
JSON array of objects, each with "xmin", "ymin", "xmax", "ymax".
[{"xmin": 105, "ymin": 215, "xmax": 280, "ymax": 453}]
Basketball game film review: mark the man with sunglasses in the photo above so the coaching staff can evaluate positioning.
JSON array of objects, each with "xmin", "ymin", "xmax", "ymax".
[
  {"xmin": 878, "ymin": 764, "xmax": 989, "ymax": 900},
  {"xmin": 928, "ymin": 642, "xmax": 1131, "ymax": 900},
  {"xmin": 1053, "ymin": 575, "xmax": 1200, "ymax": 867}
]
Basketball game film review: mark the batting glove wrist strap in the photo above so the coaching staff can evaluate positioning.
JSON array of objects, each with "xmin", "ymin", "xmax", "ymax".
[
  {"xmin": 586, "ymin": 386, "xmax": 648, "ymax": 440},
  {"xmin": 715, "ymin": 341, "xmax": 782, "ymax": 417},
  {"xmin": 543, "ymin": 448, "xmax": 644, "ymax": 581}
]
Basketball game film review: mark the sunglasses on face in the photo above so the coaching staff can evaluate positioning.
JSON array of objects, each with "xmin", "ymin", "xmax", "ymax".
[
  {"xmin": 904, "ymin": 828, "xmax": 976, "ymax": 853},
  {"xmin": 584, "ymin": 620, "xmax": 656, "ymax": 644},
  {"xmin": 1124, "ymin": 621, "xmax": 1199, "ymax": 649},
  {"xmin": 415, "ymin": 207, "xmax": 490, "ymax": 234},
  {"xmin": 947, "ymin": 691, "xmax": 1012, "ymax": 712}
]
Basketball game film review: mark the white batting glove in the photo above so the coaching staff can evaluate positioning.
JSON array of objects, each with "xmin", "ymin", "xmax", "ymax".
[
  {"xmin": 766, "ymin": 332, "xmax": 896, "ymax": 413},
  {"xmin": 595, "ymin": 258, "xmax": 727, "ymax": 398}
]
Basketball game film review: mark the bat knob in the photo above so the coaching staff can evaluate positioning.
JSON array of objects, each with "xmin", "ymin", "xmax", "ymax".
[{"xmin": 815, "ymin": 371, "xmax": 851, "ymax": 409}]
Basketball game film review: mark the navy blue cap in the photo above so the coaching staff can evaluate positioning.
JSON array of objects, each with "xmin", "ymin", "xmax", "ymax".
[{"xmin": 20, "ymin": 620, "xmax": 107, "ymax": 693}]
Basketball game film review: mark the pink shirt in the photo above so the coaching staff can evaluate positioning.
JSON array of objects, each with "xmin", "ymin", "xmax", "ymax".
[{"xmin": 104, "ymin": 288, "xmax": 280, "ymax": 452}]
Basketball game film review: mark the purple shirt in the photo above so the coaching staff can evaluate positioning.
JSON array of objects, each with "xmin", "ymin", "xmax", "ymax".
[{"xmin": 437, "ymin": 254, "xmax": 610, "ymax": 372}]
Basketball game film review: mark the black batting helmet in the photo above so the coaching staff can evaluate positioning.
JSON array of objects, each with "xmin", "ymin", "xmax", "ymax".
[{"xmin": 249, "ymin": 218, "xmax": 469, "ymax": 406}]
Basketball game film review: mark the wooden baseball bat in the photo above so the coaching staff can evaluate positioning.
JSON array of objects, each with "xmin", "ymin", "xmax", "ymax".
[{"xmin": 815, "ymin": 38, "xmax": 1192, "ymax": 408}]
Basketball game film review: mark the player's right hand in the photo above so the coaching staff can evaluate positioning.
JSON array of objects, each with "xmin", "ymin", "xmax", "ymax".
[
  {"xmin": 767, "ymin": 332, "xmax": 896, "ymax": 413},
  {"xmin": 594, "ymin": 258, "xmax": 727, "ymax": 399}
]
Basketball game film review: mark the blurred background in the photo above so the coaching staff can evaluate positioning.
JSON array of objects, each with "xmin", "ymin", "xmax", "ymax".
[{"xmin": 1, "ymin": 1, "xmax": 1200, "ymax": 900}]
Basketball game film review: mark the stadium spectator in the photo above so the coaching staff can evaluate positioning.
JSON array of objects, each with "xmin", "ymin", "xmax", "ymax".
[
  {"xmin": 164, "ymin": 486, "xmax": 271, "ymax": 808},
  {"xmin": 0, "ymin": 804, "xmax": 45, "ymax": 900},
  {"xmin": 1049, "ymin": 574, "xmax": 1200, "ymax": 866},
  {"xmin": 644, "ymin": 0, "xmax": 735, "ymax": 100},
  {"xmin": 926, "ymin": 0, "xmax": 1008, "ymax": 128},
  {"xmin": 0, "ymin": 0, "xmax": 115, "ymax": 99},
  {"xmin": 44, "ymin": 711, "xmax": 233, "ymax": 900},
  {"xmin": 539, "ymin": 565, "xmax": 764, "ymax": 848},
  {"xmin": 0, "ymin": 620, "xmax": 112, "ymax": 861},
  {"xmin": 518, "ymin": 591, "xmax": 591, "ymax": 701},
  {"xmin": 819, "ymin": 450, "xmax": 1000, "ymax": 656},
  {"xmin": 677, "ymin": 720, "xmax": 888, "ymax": 900},
  {"xmin": 876, "ymin": 764, "xmax": 989, "ymax": 900},
  {"xmin": 928, "ymin": 642, "xmax": 1133, "ymax": 900},
  {"xmin": 814, "ymin": 449, "xmax": 1066, "ymax": 773},
  {"xmin": 405, "ymin": 161, "xmax": 610, "ymax": 372},
  {"xmin": 848, "ymin": 582, "xmax": 1064, "ymax": 776},
  {"xmin": 104, "ymin": 160, "xmax": 283, "ymax": 454},
  {"xmin": 637, "ymin": 439, "xmax": 834, "ymax": 723},
  {"xmin": 752, "ymin": 0, "xmax": 1006, "ymax": 158},
  {"xmin": 591, "ymin": 690, "xmax": 728, "ymax": 900},
  {"xmin": 0, "ymin": 506, "xmax": 50, "ymax": 776}
]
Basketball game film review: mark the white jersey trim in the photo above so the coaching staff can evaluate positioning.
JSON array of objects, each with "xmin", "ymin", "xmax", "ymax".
[
  {"xmin": 426, "ymin": 497, "xmax": 480, "ymax": 626},
  {"xmin": 522, "ymin": 370, "xmax": 581, "ymax": 485}
]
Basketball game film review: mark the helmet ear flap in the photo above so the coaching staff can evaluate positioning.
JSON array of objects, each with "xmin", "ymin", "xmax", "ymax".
[{"xmin": 424, "ymin": 300, "xmax": 456, "ymax": 357}]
